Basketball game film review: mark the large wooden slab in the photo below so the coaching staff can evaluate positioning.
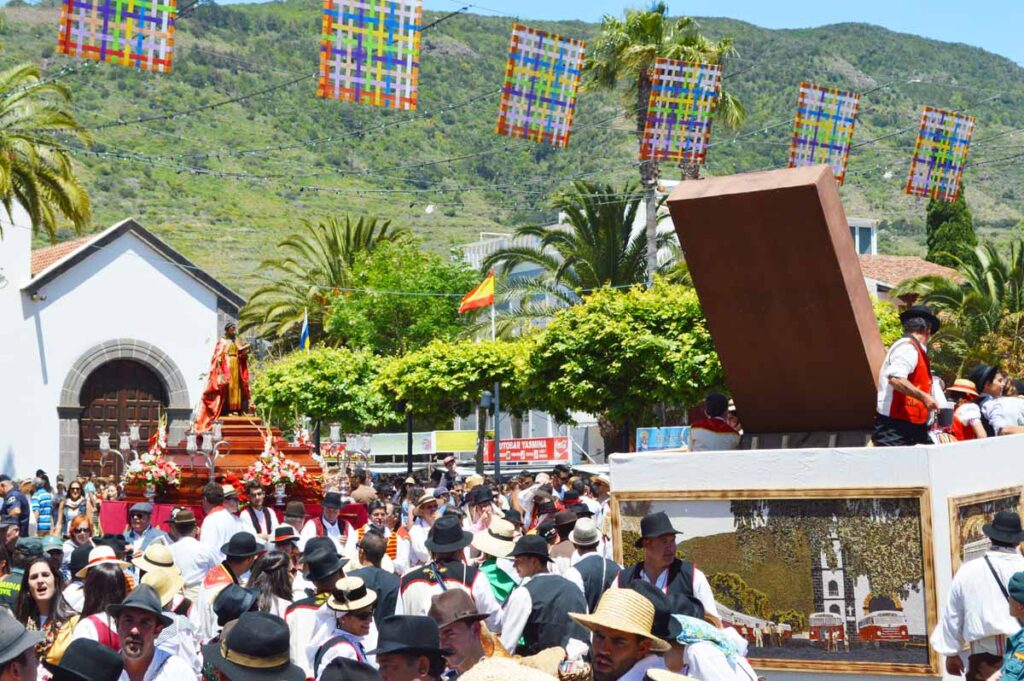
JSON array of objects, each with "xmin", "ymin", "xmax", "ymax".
[{"xmin": 667, "ymin": 165, "xmax": 885, "ymax": 433}]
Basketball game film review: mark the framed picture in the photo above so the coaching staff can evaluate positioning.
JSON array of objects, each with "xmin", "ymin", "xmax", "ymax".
[
  {"xmin": 611, "ymin": 488, "xmax": 939, "ymax": 675},
  {"xmin": 947, "ymin": 486, "xmax": 1023, "ymax": 574}
]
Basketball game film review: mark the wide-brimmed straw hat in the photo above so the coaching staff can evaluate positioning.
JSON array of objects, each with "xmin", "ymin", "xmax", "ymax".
[
  {"xmin": 132, "ymin": 544, "xmax": 180, "ymax": 576},
  {"xmin": 76, "ymin": 546, "xmax": 130, "ymax": 579},
  {"xmin": 141, "ymin": 569, "xmax": 185, "ymax": 608},
  {"xmin": 460, "ymin": 657, "xmax": 561, "ymax": 681},
  {"xmin": 326, "ymin": 577, "xmax": 377, "ymax": 613},
  {"xmin": 415, "ymin": 493, "xmax": 439, "ymax": 508},
  {"xmin": 948, "ymin": 378, "xmax": 980, "ymax": 398},
  {"xmin": 569, "ymin": 588, "xmax": 671, "ymax": 652},
  {"xmin": 472, "ymin": 518, "xmax": 516, "ymax": 558}
]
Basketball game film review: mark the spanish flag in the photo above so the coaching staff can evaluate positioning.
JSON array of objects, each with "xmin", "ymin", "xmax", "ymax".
[{"xmin": 459, "ymin": 272, "xmax": 495, "ymax": 313}]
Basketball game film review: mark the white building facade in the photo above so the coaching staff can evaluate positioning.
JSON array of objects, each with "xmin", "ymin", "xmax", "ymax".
[{"xmin": 0, "ymin": 205, "xmax": 243, "ymax": 480}]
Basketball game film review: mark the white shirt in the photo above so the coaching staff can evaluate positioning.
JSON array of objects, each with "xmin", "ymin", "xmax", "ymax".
[
  {"xmin": 931, "ymin": 547, "xmax": 1024, "ymax": 657},
  {"xmin": 300, "ymin": 517, "xmax": 357, "ymax": 557},
  {"xmin": 613, "ymin": 564, "xmax": 720, "ymax": 620},
  {"xmin": 405, "ymin": 518, "xmax": 432, "ymax": 568},
  {"xmin": 617, "ymin": 654, "xmax": 664, "ymax": 681},
  {"xmin": 240, "ymin": 505, "xmax": 280, "ymax": 540},
  {"xmin": 955, "ymin": 402, "xmax": 982, "ymax": 427},
  {"xmin": 200, "ymin": 508, "xmax": 247, "ymax": 563},
  {"xmin": 499, "ymin": 573, "xmax": 587, "ymax": 654},
  {"xmin": 684, "ymin": 641, "xmax": 758, "ymax": 680},
  {"xmin": 395, "ymin": 562, "xmax": 503, "ymax": 633},
  {"xmin": 71, "ymin": 613, "xmax": 118, "ymax": 644},
  {"xmin": 877, "ymin": 338, "xmax": 923, "ymax": 415},
  {"xmin": 117, "ymin": 648, "xmax": 194, "ymax": 681},
  {"xmin": 983, "ymin": 397, "xmax": 1024, "ymax": 434},
  {"xmin": 62, "ymin": 582, "xmax": 84, "ymax": 612},
  {"xmin": 171, "ymin": 536, "xmax": 222, "ymax": 589},
  {"xmin": 307, "ymin": 610, "xmax": 375, "ymax": 678}
]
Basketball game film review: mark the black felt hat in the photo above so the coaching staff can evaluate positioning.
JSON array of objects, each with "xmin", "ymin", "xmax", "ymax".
[
  {"xmin": 366, "ymin": 615, "xmax": 452, "ymax": 656},
  {"xmin": 0, "ymin": 612, "xmax": 43, "ymax": 666},
  {"xmin": 319, "ymin": 658, "xmax": 381, "ymax": 681},
  {"xmin": 424, "ymin": 515, "xmax": 473, "ymax": 553},
  {"xmin": 221, "ymin": 532, "xmax": 263, "ymax": 558},
  {"xmin": 44, "ymin": 638, "xmax": 124, "ymax": 681},
  {"xmin": 899, "ymin": 305, "xmax": 940, "ymax": 334},
  {"xmin": 302, "ymin": 545, "xmax": 348, "ymax": 582},
  {"xmin": 634, "ymin": 511, "xmax": 682, "ymax": 548},
  {"xmin": 106, "ymin": 585, "xmax": 172, "ymax": 627},
  {"xmin": 969, "ymin": 363, "xmax": 1001, "ymax": 393},
  {"xmin": 509, "ymin": 535, "xmax": 551, "ymax": 562},
  {"xmin": 68, "ymin": 543, "xmax": 93, "ymax": 580},
  {"xmin": 213, "ymin": 585, "xmax": 260, "ymax": 627},
  {"xmin": 983, "ymin": 511, "xmax": 1024, "ymax": 545},
  {"xmin": 203, "ymin": 612, "xmax": 305, "ymax": 680}
]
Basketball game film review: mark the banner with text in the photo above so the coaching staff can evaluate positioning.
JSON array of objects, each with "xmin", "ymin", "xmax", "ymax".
[{"xmin": 484, "ymin": 436, "xmax": 570, "ymax": 464}]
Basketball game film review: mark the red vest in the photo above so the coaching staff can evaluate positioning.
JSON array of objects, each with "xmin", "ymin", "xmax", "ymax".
[
  {"xmin": 887, "ymin": 339, "xmax": 932, "ymax": 425},
  {"xmin": 952, "ymin": 403, "xmax": 979, "ymax": 441}
]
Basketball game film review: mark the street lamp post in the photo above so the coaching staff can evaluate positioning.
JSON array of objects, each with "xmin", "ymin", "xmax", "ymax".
[{"xmin": 480, "ymin": 383, "xmax": 501, "ymax": 483}]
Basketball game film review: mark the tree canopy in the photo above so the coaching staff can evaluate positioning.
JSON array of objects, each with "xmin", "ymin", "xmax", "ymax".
[{"xmin": 926, "ymin": 187, "xmax": 976, "ymax": 268}]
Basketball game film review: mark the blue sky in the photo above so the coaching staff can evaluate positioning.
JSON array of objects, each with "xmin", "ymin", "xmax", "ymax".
[{"xmin": 414, "ymin": 0, "xmax": 1024, "ymax": 65}]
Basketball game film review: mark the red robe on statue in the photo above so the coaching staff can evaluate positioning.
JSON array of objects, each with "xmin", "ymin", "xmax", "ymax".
[{"xmin": 196, "ymin": 337, "xmax": 250, "ymax": 432}]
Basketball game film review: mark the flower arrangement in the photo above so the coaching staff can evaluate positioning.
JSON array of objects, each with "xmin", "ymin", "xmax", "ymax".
[
  {"xmin": 122, "ymin": 452, "xmax": 181, "ymax": 491},
  {"xmin": 244, "ymin": 450, "xmax": 315, "ymax": 490}
]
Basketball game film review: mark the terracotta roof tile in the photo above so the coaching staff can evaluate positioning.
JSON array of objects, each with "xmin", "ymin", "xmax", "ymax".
[
  {"xmin": 858, "ymin": 254, "xmax": 963, "ymax": 288},
  {"xmin": 30, "ymin": 236, "xmax": 93, "ymax": 276}
]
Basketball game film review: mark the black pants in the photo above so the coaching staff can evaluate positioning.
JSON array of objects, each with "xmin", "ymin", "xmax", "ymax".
[{"xmin": 872, "ymin": 414, "xmax": 931, "ymax": 447}]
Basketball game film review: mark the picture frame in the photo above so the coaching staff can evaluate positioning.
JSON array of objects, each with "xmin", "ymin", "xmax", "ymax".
[
  {"xmin": 611, "ymin": 487, "xmax": 939, "ymax": 675},
  {"xmin": 947, "ymin": 485, "xmax": 1023, "ymax": 575}
]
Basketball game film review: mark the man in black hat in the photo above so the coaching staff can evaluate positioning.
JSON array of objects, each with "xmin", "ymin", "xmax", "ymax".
[
  {"xmin": 368, "ymin": 615, "xmax": 451, "ymax": 681},
  {"xmin": 549, "ymin": 510, "xmax": 579, "ymax": 566},
  {"xmin": 285, "ymin": 538, "xmax": 349, "ymax": 678},
  {"xmin": 0, "ymin": 610, "xmax": 43, "ymax": 680},
  {"xmin": 395, "ymin": 515, "xmax": 502, "ymax": 632},
  {"xmin": 931, "ymin": 510, "xmax": 1024, "ymax": 678},
  {"xmin": 110, "ymin": 585, "xmax": 192, "ymax": 680},
  {"xmin": 204, "ymin": 611, "xmax": 305, "ymax": 680},
  {"xmin": 191, "ymin": 532, "xmax": 263, "ymax": 642},
  {"xmin": 499, "ymin": 535, "xmax": 589, "ymax": 656},
  {"xmin": 301, "ymin": 492, "xmax": 357, "ymax": 557},
  {"xmin": 873, "ymin": 304, "xmax": 942, "ymax": 446},
  {"xmin": 614, "ymin": 512, "xmax": 720, "ymax": 626},
  {"xmin": 45, "ymin": 638, "xmax": 124, "ymax": 681},
  {"xmin": 970, "ymin": 363, "xmax": 1024, "ymax": 437}
]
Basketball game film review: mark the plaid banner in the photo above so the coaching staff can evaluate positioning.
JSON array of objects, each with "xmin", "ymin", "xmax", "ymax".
[
  {"xmin": 318, "ymin": 0, "xmax": 422, "ymax": 110},
  {"xmin": 639, "ymin": 59, "xmax": 722, "ymax": 164},
  {"xmin": 788, "ymin": 82, "xmax": 860, "ymax": 185},
  {"xmin": 905, "ymin": 106, "xmax": 975, "ymax": 202},
  {"xmin": 496, "ymin": 24, "xmax": 586, "ymax": 148},
  {"xmin": 57, "ymin": 0, "xmax": 176, "ymax": 72}
]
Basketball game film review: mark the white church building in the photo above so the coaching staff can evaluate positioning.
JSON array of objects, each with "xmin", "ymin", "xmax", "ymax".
[{"xmin": 0, "ymin": 204, "xmax": 244, "ymax": 480}]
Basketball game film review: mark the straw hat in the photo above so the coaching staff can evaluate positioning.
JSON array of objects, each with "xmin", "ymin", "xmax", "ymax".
[
  {"xmin": 415, "ymin": 493, "xmax": 438, "ymax": 508},
  {"xmin": 132, "ymin": 544, "xmax": 180, "ymax": 576},
  {"xmin": 460, "ymin": 657, "xmax": 557, "ymax": 681},
  {"xmin": 326, "ymin": 577, "xmax": 377, "ymax": 613},
  {"xmin": 472, "ymin": 518, "xmax": 516, "ymax": 558},
  {"xmin": 569, "ymin": 588, "xmax": 671, "ymax": 652},
  {"xmin": 76, "ymin": 546, "xmax": 130, "ymax": 579},
  {"xmin": 142, "ymin": 569, "xmax": 185, "ymax": 607},
  {"xmin": 948, "ymin": 378, "xmax": 980, "ymax": 398},
  {"xmin": 464, "ymin": 474, "xmax": 484, "ymax": 491}
]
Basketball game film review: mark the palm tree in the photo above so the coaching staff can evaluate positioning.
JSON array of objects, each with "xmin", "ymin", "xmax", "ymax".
[
  {"xmin": 893, "ymin": 241, "xmax": 1024, "ymax": 376},
  {"xmin": 240, "ymin": 215, "xmax": 410, "ymax": 343},
  {"xmin": 0, "ymin": 62, "xmax": 92, "ymax": 241},
  {"xmin": 474, "ymin": 180, "xmax": 673, "ymax": 337},
  {"xmin": 583, "ymin": 2, "xmax": 745, "ymax": 283}
]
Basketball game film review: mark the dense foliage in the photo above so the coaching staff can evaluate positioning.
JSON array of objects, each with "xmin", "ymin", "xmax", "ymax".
[
  {"xmin": 526, "ymin": 280, "xmax": 725, "ymax": 444},
  {"xmin": 4, "ymin": 3, "xmax": 1024, "ymax": 289},
  {"xmin": 375, "ymin": 339, "xmax": 532, "ymax": 429},
  {"xmin": 325, "ymin": 240, "xmax": 478, "ymax": 355},
  {"xmin": 251, "ymin": 347, "xmax": 396, "ymax": 430},
  {"xmin": 926, "ymin": 187, "xmax": 977, "ymax": 268}
]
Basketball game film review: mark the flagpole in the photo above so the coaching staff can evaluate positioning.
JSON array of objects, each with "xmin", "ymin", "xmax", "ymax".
[{"xmin": 490, "ymin": 302, "xmax": 495, "ymax": 342}]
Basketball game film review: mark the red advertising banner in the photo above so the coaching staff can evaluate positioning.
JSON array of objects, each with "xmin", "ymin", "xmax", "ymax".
[{"xmin": 484, "ymin": 436, "xmax": 570, "ymax": 464}]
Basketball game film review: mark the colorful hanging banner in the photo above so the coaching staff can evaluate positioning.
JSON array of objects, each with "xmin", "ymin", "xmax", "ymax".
[
  {"xmin": 639, "ymin": 59, "xmax": 722, "ymax": 165},
  {"xmin": 788, "ymin": 82, "xmax": 860, "ymax": 185},
  {"xmin": 905, "ymin": 106, "xmax": 975, "ymax": 203},
  {"xmin": 495, "ymin": 24, "xmax": 586, "ymax": 148},
  {"xmin": 318, "ymin": 0, "xmax": 422, "ymax": 110},
  {"xmin": 57, "ymin": 0, "xmax": 176, "ymax": 72}
]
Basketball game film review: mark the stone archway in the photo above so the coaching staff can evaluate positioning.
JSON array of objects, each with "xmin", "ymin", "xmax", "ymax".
[{"xmin": 56, "ymin": 340, "xmax": 192, "ymax": 478}]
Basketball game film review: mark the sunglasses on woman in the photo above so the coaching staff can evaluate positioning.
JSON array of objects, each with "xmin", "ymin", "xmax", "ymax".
[
  {"xmin": 73, "ymin": 528, "xmax": 90, "ymax": 535},
  {"xmin": 346, "ymin": 609, "xmax": 374, "ymax": 621}
]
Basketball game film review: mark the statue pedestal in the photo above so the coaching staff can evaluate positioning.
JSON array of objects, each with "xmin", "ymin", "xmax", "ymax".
[{"xmin": 124, "ymin": 416, "xmax": 324, "ymax": 505}]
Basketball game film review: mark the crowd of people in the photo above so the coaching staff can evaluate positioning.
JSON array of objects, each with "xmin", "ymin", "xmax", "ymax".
[{"xmin": 0, "ymin": 460, "xmax": 761, "ymax": 681}]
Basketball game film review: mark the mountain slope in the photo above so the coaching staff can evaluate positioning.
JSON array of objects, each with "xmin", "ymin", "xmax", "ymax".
[{"xmin": 2, "ymin": 1, "xmax": 1023, "ymax": 291}]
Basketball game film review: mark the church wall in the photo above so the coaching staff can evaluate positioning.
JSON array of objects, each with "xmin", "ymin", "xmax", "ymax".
[{"xmin": 0, "ymin": 218, "xmax": 222, "ymax": 480}]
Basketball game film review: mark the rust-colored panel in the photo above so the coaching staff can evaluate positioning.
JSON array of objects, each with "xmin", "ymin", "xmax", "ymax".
[{"xmin": 667, "ymin": 165, "xmax": 885, "ymax": 433}]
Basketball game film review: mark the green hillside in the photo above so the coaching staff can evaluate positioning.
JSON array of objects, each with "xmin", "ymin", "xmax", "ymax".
[{"xmin": 4, "ymin": 1, "xmax": 1024, "ymax": 292}]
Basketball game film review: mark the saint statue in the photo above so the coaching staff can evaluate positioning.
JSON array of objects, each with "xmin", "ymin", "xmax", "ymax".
[{"xmin": 196, "ymin": 322, "xmax": 250, "ymax": 432}]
